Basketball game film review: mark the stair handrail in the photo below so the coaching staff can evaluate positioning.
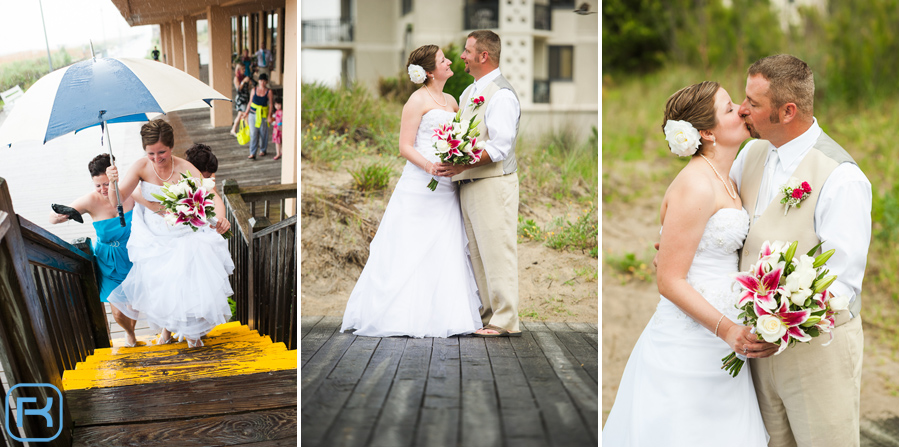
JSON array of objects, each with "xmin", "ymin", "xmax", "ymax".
[{"xmin": 221, "ymin": 179, "xmax": 297, "ymax": 350}]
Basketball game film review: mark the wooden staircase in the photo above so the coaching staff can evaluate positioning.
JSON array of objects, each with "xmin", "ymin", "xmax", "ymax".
[{"xmin": 62, "ymin": 322, "xmax": 298, "ymax": 446}]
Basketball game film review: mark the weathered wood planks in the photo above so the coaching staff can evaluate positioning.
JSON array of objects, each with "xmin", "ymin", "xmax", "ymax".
[{"xmin": 301, "ymin": 317, "xmax": 599, "ymax": 447}]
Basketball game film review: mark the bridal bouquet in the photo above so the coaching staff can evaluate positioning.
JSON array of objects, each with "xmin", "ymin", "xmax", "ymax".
[
  {"xmin": 426, "ymin": 110, "xmax": 486, "ymax": 191},
  {"xmin": 721, "ymin": 240, "xmax": 849, "ymax": 377},
  {"xmin": 151, "ymin": 172, "xmax": 232, "ymax": 238}
]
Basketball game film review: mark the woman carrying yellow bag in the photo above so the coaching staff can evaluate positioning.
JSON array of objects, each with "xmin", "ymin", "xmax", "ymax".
[{"xmin": 240, "ymin": 73, "xmax": 274, "ymax": 160}]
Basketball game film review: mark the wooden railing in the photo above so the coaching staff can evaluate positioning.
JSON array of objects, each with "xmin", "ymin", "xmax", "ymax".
[
  {"xmin": 222, "ymin": 180, "xmax": 297, "ymax": 350},
  {"xmin": 0, "ymin": 177, "xmax": 112, "ymax": 446}
]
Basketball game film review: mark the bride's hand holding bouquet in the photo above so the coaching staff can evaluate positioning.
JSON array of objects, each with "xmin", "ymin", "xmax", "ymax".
[
  {"xmin": 426, "ymin": 109, "xmax": 486, "ymax": 191},
  {"xmin": 151, "ymin": 171, "xmax": 233, "ymax": 239},
  {"xmin": 721, "ymin": 240, "xmax": 849, "ymax": 377}
]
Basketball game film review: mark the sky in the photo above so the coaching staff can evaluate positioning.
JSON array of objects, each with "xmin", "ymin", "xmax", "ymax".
[{"xmin": 0, "ymin": 0, "xmax": 148, "ymax": 57}]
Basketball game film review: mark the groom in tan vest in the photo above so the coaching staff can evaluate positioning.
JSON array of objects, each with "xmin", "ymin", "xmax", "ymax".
[
  {"xmin": 434, "ymin": 30, "xmax": 521, "ymax": 336},
  {"xmin": 732, "ymin": 55, "xmax": 871, "ymax": 447}
]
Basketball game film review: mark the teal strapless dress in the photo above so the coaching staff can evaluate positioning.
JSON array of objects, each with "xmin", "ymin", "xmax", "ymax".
[{"xmin": 92, "ymin": 210, "xmax": 133, "ymax": 302}]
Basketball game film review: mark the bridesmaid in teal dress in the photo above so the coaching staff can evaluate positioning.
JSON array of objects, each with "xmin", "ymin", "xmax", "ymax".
[{"xmin": 50, "ymin": 154, "xmax": 141, "ymax": 347}]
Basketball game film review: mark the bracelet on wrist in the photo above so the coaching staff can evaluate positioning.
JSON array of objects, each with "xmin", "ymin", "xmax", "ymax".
[{"xmin": 714, "ymin": 314, "xmax": 726, "ymax": 338}]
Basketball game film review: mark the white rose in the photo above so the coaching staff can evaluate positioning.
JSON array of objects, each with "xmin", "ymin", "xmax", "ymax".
[
  {"xmin": 407, "ymin": 64, "xmax": 426, "ymax": 84},
  {"xmin": 792, "ymin": 255, "xmax": 817, "ymax": 287},
  {"xmin": 452, "ymin": 122, "xmax": 465, "ymax": 136},
  {"xmin": 785, "ymin": 176, "xmax": 802, "ymax": 190},
  {"xmin": 435, "ymin": 139, "xmax": 450, "ymax": 153},
  {"xmin": 201, "ymin": 178, "xmax": 216, "ymax": 191},
  {"xmin": 475, "ymin": 140, "xmax": 486, "ymax": 149},
  {"xmin": 164, "ymin": 213, "xmax": 178, "ymax": 226},
  {"xmin": 756, "ymin": 314, "xmax": 787, "ymax": 343},
  {"xmin": 663, "ymin": 120, "xmax": 701, "ymax": 157},
  {"xmin": 829, "ymin": 294, "xmax": 850, "ymax": 311}
]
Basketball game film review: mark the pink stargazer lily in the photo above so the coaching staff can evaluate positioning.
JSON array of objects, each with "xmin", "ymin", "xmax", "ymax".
[
  {"xmin": 735, "ymin": 262, "xmax": 784, "ymax": 310},
  {"xmin": 175, "ymin": 187, "xmax": 214, "ymax": 228},
  {"xmin": 755, "ymin": 297, "xmax": 812, "ymax": 354}
]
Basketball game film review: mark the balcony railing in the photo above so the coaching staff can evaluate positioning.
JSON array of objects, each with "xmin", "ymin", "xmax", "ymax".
[
  {"xmin": 464, "ymin": 3, "xmax": 499, "ymax": 30},
  {"xmin": 301, "ymin": 18, "xmax": 354, "ymax": 45},
  {"xmin": 534, "ymin": 79, "xmax": 550, "ymax": 103},
  {"xmin": 534, "ymin": 4, "xmax": 552, "ymax": 30}
]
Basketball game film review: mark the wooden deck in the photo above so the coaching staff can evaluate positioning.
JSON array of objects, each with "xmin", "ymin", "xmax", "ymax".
[
  {"xmin": 65, "ymin": 322, "xmax": 297, "ymax": 446},
  {"xmin": 301, "ymin": 316, "xmax": 598, "ymax": 447}
]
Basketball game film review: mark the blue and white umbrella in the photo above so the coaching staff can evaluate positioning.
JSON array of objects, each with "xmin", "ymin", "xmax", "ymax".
[{"xmin": 0, "ymin": 56, "xmax": 230, "ymax": 225}]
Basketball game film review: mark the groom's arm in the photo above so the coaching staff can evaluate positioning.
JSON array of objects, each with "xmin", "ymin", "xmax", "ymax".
[
  {"xmin": 815, "ymin": 164, "xmax": 872, "ymax": 311},
  {"xmin": 435, "ymin": 90, "xmax": 520, "ymax": 177}
]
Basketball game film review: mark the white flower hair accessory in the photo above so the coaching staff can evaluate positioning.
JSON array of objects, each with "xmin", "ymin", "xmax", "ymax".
[
  {"xmin": 408, "ymin": 64, "xmax": 426, "ymax": 84},
  {"xmin": 664, "ymin": 120, "xmax": 702, "ymax": 157}
]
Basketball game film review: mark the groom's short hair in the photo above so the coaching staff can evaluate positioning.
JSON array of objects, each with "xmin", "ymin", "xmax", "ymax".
[
  {"xmin": 748, "ymin": 54, "xmax": 814, "ymax": 118},
  {"xmin": 468, "ymin": 30, "xmax": 501, "ymax": 64}
]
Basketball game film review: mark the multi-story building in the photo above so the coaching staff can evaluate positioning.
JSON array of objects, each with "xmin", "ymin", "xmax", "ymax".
[{"xmin": 302, "ymin": 0, "xmax": 598, "ymax": 140}]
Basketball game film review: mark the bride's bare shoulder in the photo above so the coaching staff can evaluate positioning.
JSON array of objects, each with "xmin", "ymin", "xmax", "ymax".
[{"xmin": 662, "ymin": 163, "xmax": 715, "ymax": 217}]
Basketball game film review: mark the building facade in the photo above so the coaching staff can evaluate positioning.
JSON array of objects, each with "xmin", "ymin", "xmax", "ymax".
[{"xmin": 302, "ymin": 0, "xmax": 598, "ymax": 140}]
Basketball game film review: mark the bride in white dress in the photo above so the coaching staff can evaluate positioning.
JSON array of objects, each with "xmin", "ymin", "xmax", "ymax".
[
  {"xmin": 603, "ymin": 82, "xmax": 774, "ymax": 444},
  {"xmin": 340, "ymin": 45, "xmax": 482, "ymax": 338},
  {"xmin": 105, "ymin": 119, "xmax": 234, "ymax": 348}
]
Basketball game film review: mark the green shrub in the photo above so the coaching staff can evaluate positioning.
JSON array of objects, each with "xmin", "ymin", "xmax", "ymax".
[
  {"xmin": 545, "ymin": 206, "xmax": 598, "ymax": 257},
  {"xmin": 349, "ymin": 162, "xmax": 394, "ymax": 192}
]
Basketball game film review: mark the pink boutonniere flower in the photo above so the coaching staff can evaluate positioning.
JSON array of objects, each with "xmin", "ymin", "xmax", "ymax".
[
  {"xmin": 469, "ymin": 96, "xmax": 485, "ymax": 110},
  {"xmin": 779, "ymin": 178, "xmax": 812, "ymax": 216}
]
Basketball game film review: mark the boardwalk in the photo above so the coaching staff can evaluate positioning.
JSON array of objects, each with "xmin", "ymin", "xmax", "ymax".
[{"xmin": 301, "ymin": 316, "xmax": 599, "ymax": 447}]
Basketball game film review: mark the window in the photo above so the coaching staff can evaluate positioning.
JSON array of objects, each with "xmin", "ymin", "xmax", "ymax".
[
  {"xmin": 402, "ymin": 0, "xmax": 413, "ymax": 16},
  {"xmin": 549, "ymin": 0, "xmax": 575, "ymax": 7},
  {"xmin": 549, "ymin": 46, "xmax": 573, "ymax": 81}
]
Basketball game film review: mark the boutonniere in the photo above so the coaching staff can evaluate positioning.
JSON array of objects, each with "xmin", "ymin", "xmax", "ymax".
[
  {"xmin": 469, "ymin": 95, "xmax": 485, "ymax": 110},
  {"xmin": 779, "ymin": 177, "xmax": 812, "ymax": 216}
]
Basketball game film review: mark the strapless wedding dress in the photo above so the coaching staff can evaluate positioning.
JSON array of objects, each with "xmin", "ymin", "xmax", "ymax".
[
  {"xmin": 341, "ymin": 109, "xmax": 482, "ymax": 338},
  {"xmin": 603, "ymin": 208, "xmax": 768, "ymax": 445},
  {"xmin": 107, "ymin": 181, "xmax": 234, "ymax": 340}
]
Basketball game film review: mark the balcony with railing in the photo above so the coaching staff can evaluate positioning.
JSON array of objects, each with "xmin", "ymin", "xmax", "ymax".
[
  {"xmin": 533, "ymin": 79, "xmax": 550, "ymax": 103},
  {"xmin": 464, "ymin": 3, "xmax": 500, "ymax": 30},
  {"xmin": 301, "ymin": 18, "xmax": 354, "ymax": 46}
]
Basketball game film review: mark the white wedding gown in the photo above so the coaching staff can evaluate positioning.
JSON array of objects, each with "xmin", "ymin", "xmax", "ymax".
[
  {"xmin": 603, "ymin": 208, "xmax": 768, "ymax": 445},
  {"xmin": 107, "ymin": 181, "xmax": 234, "ymax": 340},
  {"xmin": 340, "ymin": 109, "xmax": 482, "ymax": 338}
]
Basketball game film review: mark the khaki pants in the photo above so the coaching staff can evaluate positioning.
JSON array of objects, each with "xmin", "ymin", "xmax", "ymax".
[
  {"xmin": 459, "ymin": 173, "xmax": 519, "ymax": 332},
  {"xmin": 750, "ymin": 315, "xmax": 864, "ymax": 447}
]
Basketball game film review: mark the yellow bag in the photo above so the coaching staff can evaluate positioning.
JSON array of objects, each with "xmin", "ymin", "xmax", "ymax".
[{"xmin": 236, "ymin": 119, "xmax": 250, "ymax": 145}]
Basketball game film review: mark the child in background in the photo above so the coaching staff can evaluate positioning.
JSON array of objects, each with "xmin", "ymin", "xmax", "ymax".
[{"xmin": 270, "ymin": 97, "xmax": 283, "ymax": 161}]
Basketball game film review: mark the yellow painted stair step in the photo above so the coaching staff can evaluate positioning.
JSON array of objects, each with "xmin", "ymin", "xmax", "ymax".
[
  {"xmin": 62, "ymin": 350, "xmax": 297, "ymax": 390},
  {"xmin": 88, "ymin": 332, "xmax": 272, "ymax": 360},
  {"xmin": 75, "ymin": 342, "xmax": 290, "ymax": 371}
]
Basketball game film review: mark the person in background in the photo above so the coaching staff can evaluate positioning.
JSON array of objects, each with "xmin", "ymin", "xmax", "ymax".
[
  {"xmin": 240, "ymin": 73, "xmax": 273, "ymax": 160},
  {"xmin": 185, "ymin": 143, "xmax": 219, "ymax": 180},
  {"xmin": 269, "ymin": 97, "xmax": 283, "ymax": 161},
  {"xmin": 241, "ymin": 48, "xmax": 253, "ymax": 80},
  {"xmin": 49, "ymin": 154, "xmax": 139, "ymax": 348},
  {"xmin": 151, "ymin": 46, "xmax": 160, "ymax": 62},
  {"xmin": 230, "ymin": 66, "xmax": 252, "ymax": 136},
  {"xmin": 254, "ymin": 45, "xmax": 273, "ymax": 79}
]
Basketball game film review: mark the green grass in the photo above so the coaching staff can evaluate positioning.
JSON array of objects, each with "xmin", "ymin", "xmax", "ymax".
[
  {"xmin": 519, "ymin": 125, "xmax": 599, "ymax": 200},
  {"xmin": 604, "ymin": 251, "xmax": 654, "ymax": 284},
  {"xmin": 544, "ymin": 205, "xmax": 599, "ymax": 258},
  {"xmin": 349, "ymin": 162, "xmax": 394, "ymax": 192}
]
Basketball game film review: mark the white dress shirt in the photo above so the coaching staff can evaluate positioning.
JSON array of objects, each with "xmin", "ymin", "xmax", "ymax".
[
  {"xmin": 459, "ymin": 68, "xmax": 521, "ymax": 162},
  {"xmin": 730, "ymin": 118, "xmax": 872, "ymax": 311}
]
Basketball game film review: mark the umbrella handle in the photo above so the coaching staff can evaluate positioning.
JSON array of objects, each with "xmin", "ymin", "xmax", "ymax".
[
  {"xmin": 101, "ymin": 118, "xmax": 127, "ymax": 227},
  {"xmin": 112, "ymin": 181, "xmax": 126, "ymax": 227}
]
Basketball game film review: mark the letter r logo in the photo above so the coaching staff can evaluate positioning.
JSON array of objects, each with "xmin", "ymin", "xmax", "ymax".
[{"xmin": 4, "ymin": 383, "xmax": 63, "ymax": 442}]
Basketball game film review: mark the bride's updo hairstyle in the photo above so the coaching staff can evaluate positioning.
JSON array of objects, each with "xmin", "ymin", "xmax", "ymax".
[
  {"xmin": 140, "ymin": 118, "xmax": 175, "ymax": 150},
  {"xmin": 407, "ymin": 45, "xmax": 439, "ymax": 86},
  {"xmin": 662, "ymin": 81, "xmax": 720, "ymax": 155},
  {"xmin": 88, "ymin": 153, "xmax": 114, "ymax": 177}
]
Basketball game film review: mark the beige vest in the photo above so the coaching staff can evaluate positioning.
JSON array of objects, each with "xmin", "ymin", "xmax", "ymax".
[
  {"xmin": 739, "ymin": 133, "xmax": 860, "ymax": 316},
  {"xmin": 452, "ymin": 75, "xmax": 519, "ymax": 181}
]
